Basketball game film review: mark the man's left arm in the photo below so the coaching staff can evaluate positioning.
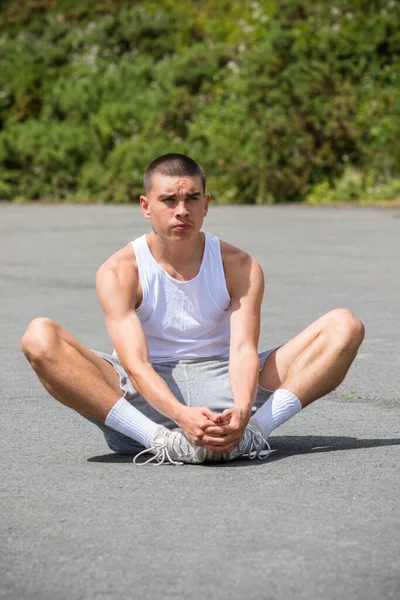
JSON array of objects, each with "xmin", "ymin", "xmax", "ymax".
[{"xmin": 202, "ymin": 252, "xmax": 264, "ymax": 453}]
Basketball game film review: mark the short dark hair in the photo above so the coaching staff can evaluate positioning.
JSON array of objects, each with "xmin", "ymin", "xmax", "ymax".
[{"xmin": 143, "ymin": 153, "xmax": 206, "ymax": 195}]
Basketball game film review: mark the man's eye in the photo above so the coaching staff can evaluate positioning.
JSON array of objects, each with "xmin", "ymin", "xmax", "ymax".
[{"xmin": 161, "ymin": 196, "xmax": 198, "ymax": 202}]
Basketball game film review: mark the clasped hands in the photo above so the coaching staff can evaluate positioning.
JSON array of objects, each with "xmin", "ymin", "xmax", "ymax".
[{"xmin": 177, "ymin": 406, "xmax": 251, "ymax": 454}]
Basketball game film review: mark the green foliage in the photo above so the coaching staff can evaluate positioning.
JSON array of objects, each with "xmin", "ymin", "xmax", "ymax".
[
  {"xmin": 306, "ymin": 169, "xmax": 400, "ymax": 204},
  {"xmin": 0, "ymin": 0, "xmax": 400, "ymax": 203}
]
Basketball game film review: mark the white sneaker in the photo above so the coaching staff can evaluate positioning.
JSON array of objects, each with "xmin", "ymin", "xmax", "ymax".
[
  {"xmin": 133, "ymin": 422, "xmax": 271, "ymax": 466},
  {"xmin": 219, "ymin": 421, "xmax": 271, "ymax": 462},
  {"xmin": 133, "ymin": 426, "xmax": 218, "ymax": 466}
]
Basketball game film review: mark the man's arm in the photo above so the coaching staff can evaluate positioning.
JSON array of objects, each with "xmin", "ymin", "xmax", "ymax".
[
  {"xmin": 228, "ymin": 252, "xmax": 264, "ymax": 418},
  {"xmin": 96, "ymin": 249, "xmax": 218, "ymax": 441},
  {"xmin": 202, "ymin": 247, "xmax": 264, "ymax": 452}
]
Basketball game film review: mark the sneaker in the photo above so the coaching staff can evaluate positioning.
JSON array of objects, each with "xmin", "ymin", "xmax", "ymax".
[
  {"xmin": 133, "ymin": 426, "xmax": 218, "ymax": 466},
  {"xmin": 218, "ymin": 421, "xmax": 271, "ymax": 462},
  {"xmin": 133, "ymin": 422, "xmax": 271, "ymax": 466}
]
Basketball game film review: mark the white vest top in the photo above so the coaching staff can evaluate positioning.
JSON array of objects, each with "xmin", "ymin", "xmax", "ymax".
[{"xmin": 114, "ymin": 231, "xmax": 231, "ymax": 363}]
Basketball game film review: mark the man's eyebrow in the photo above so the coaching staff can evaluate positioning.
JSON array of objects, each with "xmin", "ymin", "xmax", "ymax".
[{"xmin": 158, "ymin": 192, "xmax": 202, "ymax": 199}]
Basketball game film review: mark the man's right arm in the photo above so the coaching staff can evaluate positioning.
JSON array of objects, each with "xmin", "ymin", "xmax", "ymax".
[{"xmin": 95, "ymin": 251, "xmax": 218, "ymax": 442}]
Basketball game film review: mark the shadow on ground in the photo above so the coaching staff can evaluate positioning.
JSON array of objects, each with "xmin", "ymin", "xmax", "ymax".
[{"xmin": 87, "ymin": 434, "xmax": 400, "ymax": 466}]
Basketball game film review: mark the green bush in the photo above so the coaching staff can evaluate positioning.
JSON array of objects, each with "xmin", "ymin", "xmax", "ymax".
[
  {"xmin": 0, "ymin": 0, "xmax": 399, "ymax": 203},
  {"xmin": 305, "ymin": 168, "xmax": 400, "ymax": 204}
]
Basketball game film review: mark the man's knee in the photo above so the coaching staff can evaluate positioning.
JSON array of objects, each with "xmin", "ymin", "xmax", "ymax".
[
  {"xmin": 326, "ymin": 308, "xmax": 365, "ymax": 350},
  {"xmin": 21, "ymin": 317, "xmax": 60, "ymax": 364}
]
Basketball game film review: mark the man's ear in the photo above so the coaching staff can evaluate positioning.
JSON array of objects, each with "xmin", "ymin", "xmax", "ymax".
[
  {"xmin": 204, "ymin": 193, "xmax": 210, "ymax": 216},
  {"xmin": 140, "ymin": 195, "xmax": 151, "ymax": 219}
]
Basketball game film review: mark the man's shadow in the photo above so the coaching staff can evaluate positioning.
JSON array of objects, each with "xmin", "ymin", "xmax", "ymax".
[{"xmin": 87, "ymin": 435, "xmax": 400, "ymax": 466}]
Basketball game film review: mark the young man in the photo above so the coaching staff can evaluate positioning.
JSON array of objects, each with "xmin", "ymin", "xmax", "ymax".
[{"xmin": 21, "ymin": 153, "xmax": 365, "ymax": 465}]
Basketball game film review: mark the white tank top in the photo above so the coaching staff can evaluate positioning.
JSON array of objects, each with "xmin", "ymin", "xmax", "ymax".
[{"xmin": 113, "ymin": 231, "xmax": 231, "ymax": 363}]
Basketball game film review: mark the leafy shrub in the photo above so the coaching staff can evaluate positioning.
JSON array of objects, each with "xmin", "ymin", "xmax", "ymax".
[
  {"xmin": 0, "ymin": 0, "xmax": 399, "ymax": 203},
  {"xmin": 305, "ymin": 168, "xmax": 400, "ymax": 204}
]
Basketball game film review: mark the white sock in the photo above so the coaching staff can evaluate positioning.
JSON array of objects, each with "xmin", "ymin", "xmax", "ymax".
[
  {"xmin": 104, "ymin": 397, "xmax": 161, "ymax": 448},
  {"xmin": 252, "ymin": 388, "xmax": 302, "ymax": 438}
]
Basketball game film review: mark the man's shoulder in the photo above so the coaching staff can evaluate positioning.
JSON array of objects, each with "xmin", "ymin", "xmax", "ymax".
[
  {"xmin": 96, "ymin": 243, "xmax": 144, "ymax": 308},
  {"xmin": 219, "ymin": 239, "xmax": 261, "ymax": 296},
  {"xmin": 97, "ymin": 243, "xmax": 138, "ymax": 280},
  {"xmin": 219, "ymin": 239, "xmax": 255, "ymax": 268}
]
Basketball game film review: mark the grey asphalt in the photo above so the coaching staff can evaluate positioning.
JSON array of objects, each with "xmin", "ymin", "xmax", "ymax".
[{"xmin": 1, "ymin": 204, "xmax": 399, "ymax": 600}]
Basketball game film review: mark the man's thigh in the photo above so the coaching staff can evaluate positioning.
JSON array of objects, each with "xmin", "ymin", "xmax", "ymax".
[
  {"xmin": 55, "ymin": 322, "xmax": 123, "ymax": 396},
  {"xmin": 259, "ymin": 311, "xmax": 336, "ymax": 391}
]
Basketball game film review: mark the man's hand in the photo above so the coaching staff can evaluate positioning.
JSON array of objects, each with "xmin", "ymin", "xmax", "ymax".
[
  {"xmin": 176, "ymin": 406, "xmax": 224, "ymax": 446},
  {"xmin": 201, "ymin": 407, "xmax": 252, "ymax": 454}
]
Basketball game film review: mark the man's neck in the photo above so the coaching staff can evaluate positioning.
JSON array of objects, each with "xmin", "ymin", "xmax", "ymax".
[{"xmin": 146, "ymin": 230, "xmax": 205, "ymax": 276}]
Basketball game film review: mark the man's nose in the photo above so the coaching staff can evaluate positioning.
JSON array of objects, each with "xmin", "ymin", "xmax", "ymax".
[{"xmin": 175, "ymin": 201, "xmax": 189, "ymax": 217}]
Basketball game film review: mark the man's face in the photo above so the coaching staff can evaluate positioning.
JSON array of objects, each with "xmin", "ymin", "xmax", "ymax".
[{"xmin": 140, "ymin": 173, "xmax": 210, "ymax": 241}]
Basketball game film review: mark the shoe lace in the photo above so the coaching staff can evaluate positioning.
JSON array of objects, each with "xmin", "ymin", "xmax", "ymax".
[
  {"xmin": 246, "ymin": 427, "xmax": 271, "ymax": 460},
  {"xmin": 133, "ymin": 435, "xmax": 185, "ymax": 466}
]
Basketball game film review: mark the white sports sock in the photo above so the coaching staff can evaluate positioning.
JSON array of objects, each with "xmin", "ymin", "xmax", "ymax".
[
  {"xmin": 104, "ymin": 397, "xmax": 161, "ymax": 448},
  {"xmin": 252, "ymin": 388, "xmax": 302, "ymax": 438}
]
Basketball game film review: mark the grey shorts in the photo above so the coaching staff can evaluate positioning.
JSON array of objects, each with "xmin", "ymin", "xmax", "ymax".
[{"xmin": 83, "ymin": 348, "xmax": 280, "ymax": 455}]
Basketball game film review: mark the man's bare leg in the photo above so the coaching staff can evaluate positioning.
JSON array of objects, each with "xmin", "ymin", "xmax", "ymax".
[
  {"xmin": 20, "ymin": 317, "xmax": 161, "ymax": 447},
  {"xmin": 253, "ymin": 308, "xmax": 365, "ymax": 438},
  {"xmin": 21, "ymin": 317, "xmax": 124, "ymax": 421},
  {"xmin": 21, "ymin": 318, "xmax": 229, "ymax": 465},
  {"xmin": 259, "ymin": 308, "xmax": 365, "ymax": 404}
]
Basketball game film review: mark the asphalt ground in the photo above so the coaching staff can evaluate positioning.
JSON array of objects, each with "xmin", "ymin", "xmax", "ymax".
[{"xmin": 1, "ymin": 204, "xmax": 399, "ymax": 600}]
